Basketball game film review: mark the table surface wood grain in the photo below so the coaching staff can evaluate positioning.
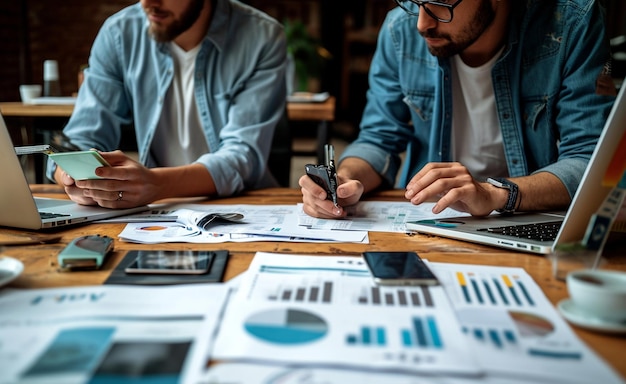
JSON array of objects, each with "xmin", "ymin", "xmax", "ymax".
[{"xmin": 2, "ymin": 186, "xmax": 625, "ymax": 379}]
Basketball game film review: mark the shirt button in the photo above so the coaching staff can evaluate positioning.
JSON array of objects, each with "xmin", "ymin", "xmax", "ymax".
[
  {"xmin": 158, "ymin": 98, "xmax": 163, "ymax": 104},
  {"xmin": 503, "ymin": 113, "xmax": 510, "ymax": 119}
]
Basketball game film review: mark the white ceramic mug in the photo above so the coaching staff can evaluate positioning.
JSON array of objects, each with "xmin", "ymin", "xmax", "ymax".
[
  {"xmin": 567, "ymin": 269, "xmax": 626, "ymax": 322},
  {"xmin": 19, "ymin": 84, "xmax": 42, "ymax": 104}
]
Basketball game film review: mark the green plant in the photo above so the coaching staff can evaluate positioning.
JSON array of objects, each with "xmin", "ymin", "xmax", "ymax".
[{"xmin": 284, "ymin": 19, "xmax": 331, "ymax": 92}]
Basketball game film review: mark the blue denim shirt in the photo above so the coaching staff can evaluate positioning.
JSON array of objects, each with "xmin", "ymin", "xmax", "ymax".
[
  {"xmin": 47, "ymin": 0, "xmax": 287, "ymax": 196},
  {"xmin": 340, "ymin": 0, "xmax": 615, "ymax": 198}
]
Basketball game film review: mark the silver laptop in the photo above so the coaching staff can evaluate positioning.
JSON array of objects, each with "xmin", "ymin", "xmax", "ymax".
[
  {"xmin": 0, "ymin": 114, "xmax": 148, "ymax": 230},
  {"xmin": 406, "ymin": 84, "xmax": 626, "ymax": 254}
]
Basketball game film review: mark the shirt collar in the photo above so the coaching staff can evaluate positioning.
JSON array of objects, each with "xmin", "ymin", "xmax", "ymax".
[{"xmin": 202, "ymin": 0, "xmax": 230, "ymax": 52}]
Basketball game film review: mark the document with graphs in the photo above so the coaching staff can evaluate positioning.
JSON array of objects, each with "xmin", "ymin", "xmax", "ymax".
[
  {"xmin": 212, "ymin": 252, "xmax": 481, "ymax": 376},
  {"xmin": 0, "ymin": 284, "xmax": 229, "ymax": 384}
]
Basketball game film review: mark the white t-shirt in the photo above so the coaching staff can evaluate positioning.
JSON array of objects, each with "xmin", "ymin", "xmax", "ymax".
[
  {"xmin": 451, "ymin": 50, "xmax": 508, "ymax": 180},
  {"xmin": 151, "ymin": 42, "xmax": 209, "ymax": 167}
]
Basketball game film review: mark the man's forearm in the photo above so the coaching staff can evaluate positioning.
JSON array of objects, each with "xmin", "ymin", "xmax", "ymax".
[
  {"xmin": 511, "ymin": 172, "xmax": 571, "ymax": 212},
  {"xmin": 152, "ymin": 163, "xmax": 217, "ymax": 200},
  {"xmin": 337, "ymin": 157, "xmax": 384, "ymax": 193}
]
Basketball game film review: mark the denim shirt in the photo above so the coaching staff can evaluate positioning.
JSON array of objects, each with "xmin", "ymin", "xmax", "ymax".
[
  {"xmin": 340, "ymin": 0, "xmax": 615, "ymax": 198},
  {"xmin": 47, "ymin": 0, "xmax": 287, "ymax": 196}
]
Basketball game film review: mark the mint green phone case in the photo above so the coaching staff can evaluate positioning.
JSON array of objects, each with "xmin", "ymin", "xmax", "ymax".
[{"xmin": 48, "ymin": 151, "xmax": 110, "ymax": 180}]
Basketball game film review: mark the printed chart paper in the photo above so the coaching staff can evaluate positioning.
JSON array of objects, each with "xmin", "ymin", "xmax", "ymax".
[
  {"xmin": 431, "ymin": 262, "xmax": 623, "ymax": 384},
  {"xmin": 118, "ymin": 204, "xmax": 368, "ymax": 244},
  {"xmin": 0, "ymin": 284, "xmax": 229, "ymax": 384},
  {"xmin": 212, "ymin": 252, "xmax": 481, "ymax": 376},
  {"xmin": 298, "ymin": 201, "xmax": 470, "ymax": 232}
]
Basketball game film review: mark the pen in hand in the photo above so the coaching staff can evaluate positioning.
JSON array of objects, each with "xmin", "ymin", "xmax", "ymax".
[{"xmin": 325, "ymin": 144, "xmax": 339, "ymax": 207}]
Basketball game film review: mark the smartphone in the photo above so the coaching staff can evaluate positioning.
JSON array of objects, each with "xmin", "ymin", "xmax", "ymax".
[
  {"xmin": 362, "ymin": 251, "xmax": 439, "ymax": 286},
  {"xmin": 57, "ymin": 235, "xmax": 114, "ymax": 271},
  {"xmin": 48, "ymin": 150, "xmax": 110, "ymax": 180},
  {"xmin": 124, "ymin": 250, "xmax": 215, "ymax": 275},
  {"xmin": 305, "ymin": 164, "xmax": 336, "ymax": 202}
]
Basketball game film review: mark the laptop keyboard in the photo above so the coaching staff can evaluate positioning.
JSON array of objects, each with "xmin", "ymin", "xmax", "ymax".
[
  {"xmin": 477, "ymin": 221, "xmax": 562, "ymax": 242},
  {"xmin": 40, "ymin": 212, "xmax": 70, "ymax": 219}
]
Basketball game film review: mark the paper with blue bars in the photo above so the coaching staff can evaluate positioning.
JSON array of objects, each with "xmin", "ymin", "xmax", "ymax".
[{"xmin": 213, "ymin": 252, "xmax": 481, "ymax": 376}]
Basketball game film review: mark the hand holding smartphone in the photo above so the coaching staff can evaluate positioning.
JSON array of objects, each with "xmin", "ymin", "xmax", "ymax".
[
  {"xmin": 363, "ymin": 251, "xmax": 439, "ymax": 286},
  {"xmin": 48, "ymin": 150, "xmax": 110, "ymax": 180},
  {"xmin": 305, "ymin": 144, "xmax": 338, "ymax": 207}
]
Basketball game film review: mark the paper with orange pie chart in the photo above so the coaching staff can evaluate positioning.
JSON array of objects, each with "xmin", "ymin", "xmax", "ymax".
[{"xmin": 430, "ymin": 262, "xmax": 621, "ymax": 383}]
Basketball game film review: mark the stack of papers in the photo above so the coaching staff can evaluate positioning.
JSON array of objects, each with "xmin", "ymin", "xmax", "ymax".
[
  {"xmin": 27, "ymin": 96, "xmax": 77, "ymax": 105},
  {"xmin": 118, "ymin": 204, "xmax": 368, "ymax": 244},
  {"xmin": 287, "ymin": 91, "xmax": 330, "ymax": 103},
  {"xmin": 213, "ymin": 253, "xmax": 480, "ymax": 375},
  {"xmin": 207, "ymin": 253, "xmax": 622, "ymax": 383},
  {"xmin": 0, "ymin": 253, "xmax": 621, "ymax": 384},
  {"xmin": 116, "ymin": 201, "xmax": 468, "ymax": 244}
]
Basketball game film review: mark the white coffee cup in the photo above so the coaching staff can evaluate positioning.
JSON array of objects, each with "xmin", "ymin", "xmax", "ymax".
[
  {"xmin": 567, "ymin": 269, "xmax": 626, "ymax": 322},
  {"xmin": 19, "ymin": 84, "xmax": 42, "ymax": 104}
]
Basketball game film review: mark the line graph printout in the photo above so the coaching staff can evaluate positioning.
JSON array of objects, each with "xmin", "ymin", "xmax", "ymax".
[
  {"xmin": 213, "ymin": 253, "xmax": 480, "ymax": 376},
  {"xmin": 430, "ymin": 262, "xmax": 622, "ymax": 384}
]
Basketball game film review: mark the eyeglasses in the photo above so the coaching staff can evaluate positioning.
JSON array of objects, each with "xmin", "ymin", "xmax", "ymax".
[{"xmin": 394, "ymin": 0, "xmax": 463, "ymax": 23}]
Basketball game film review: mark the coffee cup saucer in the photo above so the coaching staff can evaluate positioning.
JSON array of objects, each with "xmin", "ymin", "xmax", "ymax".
[
  {"xmin": 558, "ymin": 298, "xmax": 626, "ymax": 334},
  {"xmin": 0, "ymin": 256, "xmax": 24, "ymax": 288}
]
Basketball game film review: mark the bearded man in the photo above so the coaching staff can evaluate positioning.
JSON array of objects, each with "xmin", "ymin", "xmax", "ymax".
[
  {"xmin": 48, "ymin": 0, "xmax": 286, "ymax": 208},
  {"xmin": 300, "ymin": 0, "xmax": 616, "ymax": 219}
]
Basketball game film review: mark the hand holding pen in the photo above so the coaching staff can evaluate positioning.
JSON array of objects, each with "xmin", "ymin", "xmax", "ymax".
[
  {"xmin": 304, "ymin": 144, "xmax": 339, "ymax": 207},
  {"xmin": 325, "ymin": 144, "xmax": 339, "ymax": 207}
]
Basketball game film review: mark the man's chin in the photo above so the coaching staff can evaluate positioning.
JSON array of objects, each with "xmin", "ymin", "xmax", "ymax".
[
  {"xmin": 148, "ymin": 26, "xmax": 172, "ymax": 42},
  {"xmin": 427, "ymin": 46, "xmax": 457, "ymax": 59}
]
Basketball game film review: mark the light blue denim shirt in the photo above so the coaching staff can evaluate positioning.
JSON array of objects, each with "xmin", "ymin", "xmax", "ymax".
[
  {"xmin": 47, "ymin": 0, "xmax": 287, "ymax": 196},
  {"xmin": 340, "ymin": 0, "xmax": 616, "ymax": 198}
]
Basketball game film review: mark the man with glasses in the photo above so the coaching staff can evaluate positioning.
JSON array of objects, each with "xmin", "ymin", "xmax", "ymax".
[{"xmin": 301, "ymin": 0, "xmax": 616, "ymax": 219}]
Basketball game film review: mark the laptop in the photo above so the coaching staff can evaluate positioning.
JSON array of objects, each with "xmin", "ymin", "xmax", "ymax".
[
  {"xmin": 0, "ymin": 114, "xmax": 148, "ymax": 230},
  {"xmin": 406, "ymin": 84, "xmax": 626, "ymax": 254}
]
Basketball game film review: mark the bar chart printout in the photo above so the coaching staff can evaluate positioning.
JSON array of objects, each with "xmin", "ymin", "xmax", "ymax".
[
  {"xmin": 268, "ymin": 281, "xmax": 334, "ymax": 304},
  {"xmin": 429, "ymin": 262, "xmax": 624, "ymax": 384},
  {"xmin": 356, "ymin": 285, "xmax": 434, "ymax": 307},
  {"xmin": 213, "ymin": 253, "xmax": 482, "ymax": 376},
  {"xmin": 452, "ymin": 270, "xmax": 536, "ymax": 308}
]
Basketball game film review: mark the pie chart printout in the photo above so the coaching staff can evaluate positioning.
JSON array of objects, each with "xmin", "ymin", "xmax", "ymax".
[{"xmin": 244, "ymin": 308, "xmax": 328, "ymax": 345}]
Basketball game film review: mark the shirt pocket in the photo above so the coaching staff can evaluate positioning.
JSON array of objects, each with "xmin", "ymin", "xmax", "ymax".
[
  {"xmin": 211, "ymin": 90, "xmax": 233, "ymax": 125},
  {"xmin": 403, "ymin": 94, "xmax": 434, "ymax": 123},
  {"xmin": 522, "ymin": 97, "xmax": 559, "ymax": 169}
]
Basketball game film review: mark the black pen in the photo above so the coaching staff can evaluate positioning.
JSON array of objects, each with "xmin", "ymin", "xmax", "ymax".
[{"xmin": 325, "ymin": 144, "xmax": 339, "ymax": 207}]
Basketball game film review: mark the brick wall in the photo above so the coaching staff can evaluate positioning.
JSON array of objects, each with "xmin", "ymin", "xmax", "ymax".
[
  {"xmin": 27, "ymin": 1, "xmax": 135, "ymax": 97},
  {"xmin": 0, "ymin": 0, "xmax": 134, "ymax": 102},
  {"xmin": 1, "ymin": 0, "xmax": 624, "ymax": 104}
]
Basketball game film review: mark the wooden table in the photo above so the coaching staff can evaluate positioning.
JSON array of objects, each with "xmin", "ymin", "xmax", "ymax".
[
  {"xmin": 0, "ymin": 102, "xmax": 74, "ymax": 117},
  {"xmin": 2, "ymin": 186, "xmax": 625, "ymax": 380},
  {"xmin": 0, "ymin": 99, "xmax": 335, "ymax": 121}
]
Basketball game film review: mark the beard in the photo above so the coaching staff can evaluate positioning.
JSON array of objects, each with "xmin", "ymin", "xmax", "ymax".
[
  {"xmin": 420, "ymin": 0, "xmax": 496, "ymax": 59},
  {"xmin": 146, "ymin": 0, "xmax": 205, "ymax": 42}
]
